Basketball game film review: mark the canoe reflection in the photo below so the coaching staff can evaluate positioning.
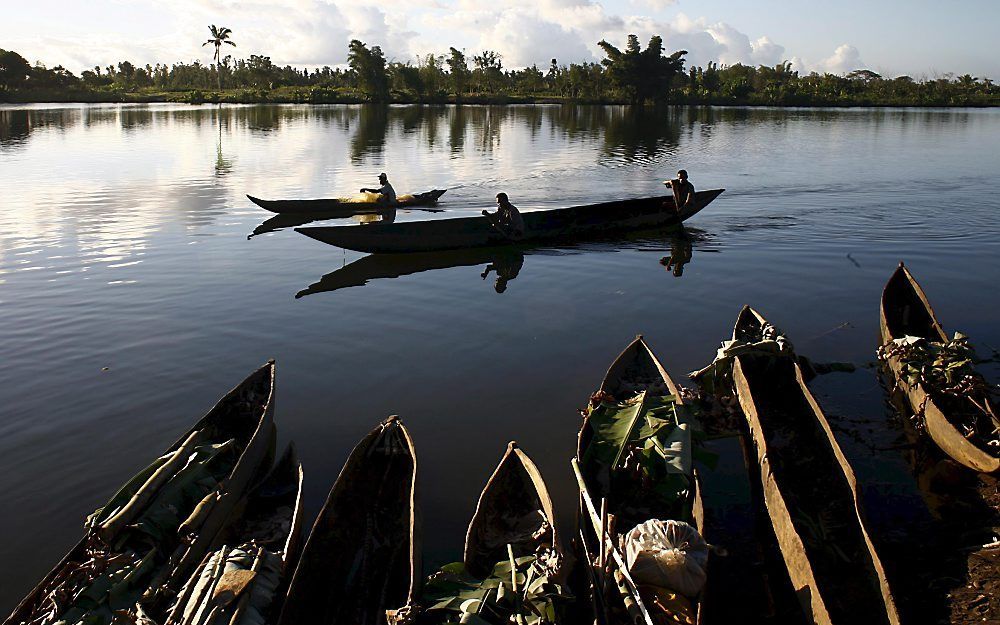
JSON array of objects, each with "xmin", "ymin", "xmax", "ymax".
[
  {"xmin": 295, "ymin": 227, "xmax": 711, "ymax": 299},
  {"xmin": 295, "ymin": 247, "xmax": 528, "ymax": 298},
  {"xmin": 249, "ymin": 209, "xmax": 399, "ymax": 239}
]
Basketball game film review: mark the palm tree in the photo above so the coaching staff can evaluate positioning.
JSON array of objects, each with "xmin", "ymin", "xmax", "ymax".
[{"xmin": 203, "ymin": 25, "xmax": 235, "ymax": 91}]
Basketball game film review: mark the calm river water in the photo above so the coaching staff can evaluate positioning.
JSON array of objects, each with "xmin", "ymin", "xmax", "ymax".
[{"xmin": 1, "ymin": 103, "xmax": 998, "ymax": 615}]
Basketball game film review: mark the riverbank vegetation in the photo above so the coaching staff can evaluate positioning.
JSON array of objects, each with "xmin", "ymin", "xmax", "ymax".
[{"xmin": 2, "ymin": 35, "xmax": 998, "ymax": 107}]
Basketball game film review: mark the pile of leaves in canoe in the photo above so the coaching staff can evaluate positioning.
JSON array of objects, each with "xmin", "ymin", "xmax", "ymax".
[
  {"xmin": 21, "ymin": 437, "xmax": 240, "ymax": 625},
  {"xmin": 879, "ymin": 332, "xmax": 1000, "ymax": 448}
]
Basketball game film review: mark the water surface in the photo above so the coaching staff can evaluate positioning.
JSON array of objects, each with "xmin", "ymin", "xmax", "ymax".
[{"xmin": 1, "ymin": 103, "xmax": 998, "ymax": 615}]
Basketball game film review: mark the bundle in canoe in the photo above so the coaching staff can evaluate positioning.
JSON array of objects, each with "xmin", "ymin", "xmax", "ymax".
[
  {"xmin": 878, "ymin": 263, "xmax": 1000, "ymax": 473},
  {"xmin": 158, "ymin": 443, "xmax": 304, "ymax": 625},
  {"xmin": 574, "ymin": 336, "xmax": 707, "ymax": 625},
  {"xmin": 247, "ymin": 189, "xmax": 446, "ymax": 215},
  {"xmin": 712, "ymin": 308, "xmax": 900, "ymax": 625},
  {"xmin": 296, "ymin": 189, "xmax": 724, "ymax": 253},
  {"xmin": 417, "ymin": 442, "xmax": 569, "ymax": 625},
  {"xmin": 5, "ymin": 362, "xmax": 277, "ymax": 625},
  {"xmin": 277, "ymin": 416, "xmax": 419, "ymax": 625}
]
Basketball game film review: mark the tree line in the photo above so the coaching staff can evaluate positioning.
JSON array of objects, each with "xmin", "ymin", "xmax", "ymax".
[{"xmin": 2, "ymin": 35, "xmax": 998, "ymax": 107}]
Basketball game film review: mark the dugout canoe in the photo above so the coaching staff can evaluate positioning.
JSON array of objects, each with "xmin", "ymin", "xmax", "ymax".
[
  {"xmin": 5, "ymin": 362, "xmax": 277, "ymax": 625},
  {"xmin": 276, "ymin": 416, "xmax": 419, "ymax": 625},
  {"xmin": 574, "ymin": 336, "xmax": 706, "ymax": 625},
  {"xmin": 879, "ymin": 263, "xmax": 1000, "ymax": 473},
  {"xmin": 162, "ymin": 443, "xmax": 305, "ymax": 625},
  {"xmin": 295, "ymin": 189, "xmax": 724, "ymax": 253},
  {"xmin": 464, "ymin": 442, "xmax": 564, "ymax": 580},
  {"xmin": 730, "ymin": 311, "xmax": 900, "ymax": 625},
  {"xmin": 247, "ymin": 189, "xmax": 446, "ymax": 215}
]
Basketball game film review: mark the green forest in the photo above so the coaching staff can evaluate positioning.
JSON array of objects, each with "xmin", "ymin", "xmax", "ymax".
[{"xmin": 1, "ymin": 33, "xmax": 997, "ymax": 106}]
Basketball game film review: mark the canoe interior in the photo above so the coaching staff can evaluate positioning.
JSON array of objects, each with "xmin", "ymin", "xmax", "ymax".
[
  {"xmin": 5, "ymin": 362, "xmax": 276, "ymax": 625},
  {"xmin": 882, "ymin": 265, "xmax": 948, "ymax": 342},
  {"xmin": 734, "ymin": 353, "xmax": 898, "ymax": 625},
  {"xmin": 296, "ymin": 189, "xmax": 723, "ymax": 253},
  {"xmin": 464, "ymin": 443, "xmax": 560, "ymax": 580},
  {"xmin": 277, "ymin": 417, "xmax": 418, "ymax": 625},
  {"xmin": 577, "ymin": 337, "xmax": 705, "ymax": 625},
  {"xmin": 165, "ymin": 443, "xmax": 304, "ymax": 625}
]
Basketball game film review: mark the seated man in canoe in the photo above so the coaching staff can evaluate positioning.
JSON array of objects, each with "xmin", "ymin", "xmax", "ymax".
[
  {"xmin": 482, "ymin": 192, "xmax": 525, "ymax": 240},
  {"xmin": 664, "ymin": 169, "xmax": 695, "ymax": 213},
  {"xmin": 360, "ymin": 172, "xmax": 398, "ymax": 206}
]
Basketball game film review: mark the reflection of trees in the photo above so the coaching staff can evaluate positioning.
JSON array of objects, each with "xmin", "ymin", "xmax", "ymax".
[
  {"xmin": 350, "ymin": 104, "xmax": 389, "ymax": 161},
  {"xmin": 0, "ymin": 109, "xmax": 31, "ymax": 146},
  {"xmin": 449, "ymin": 105, "xmax": 467, "ymax": 154},
  {"xmin": 119, "ymin": 107, "xmax": 153, "ymax": 131},
  {"xmin": 0, "ymin": 108, "xmax": 76, "ymax": 148},
  {"xmin": 599, "ymin": 106, "xmax": 682, "ymax": 162}
]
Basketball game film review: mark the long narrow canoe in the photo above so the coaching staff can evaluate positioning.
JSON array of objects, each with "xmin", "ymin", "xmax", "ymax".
[
  {"xmin": 730, "ymin": 310, "xmax": 900, "ymax": 625},
  {"xmin": 247, "ymin": 189, "xmax": 446, "ymax": 215},
  {"xmin": 880, "ymin": 263, "xmax": 1000, "ymax": 473},
  {"xmin": 464, "ymin": 441, "xmax": 564, "ymax": 580},
  {"xmin": 296, "ymin": 189, "xmax": 724, "ymax": 253},
  {"xmin": 161, "ymin": 444, "xmax": 305, "ymax": 625},
  {"xmin": 5, "ymin": 362, "xmax": 277, "ymax": 625},
  {"xmin": 575, "ymin": 336, "xmax": 706, "ymax": 625},
  {"xmin": 277, "ymin": 416, "xmax": 419, "ymax": 625}
]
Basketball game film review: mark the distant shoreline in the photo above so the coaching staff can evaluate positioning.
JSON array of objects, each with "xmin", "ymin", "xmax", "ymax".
[{"xmin": 3, "ymin": 90, "xmax": 998, "ymax": 108}]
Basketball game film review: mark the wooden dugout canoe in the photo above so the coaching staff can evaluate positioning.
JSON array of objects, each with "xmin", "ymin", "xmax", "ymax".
[
  {"xmin": 247, "ymin": 189, "xmax": 447, "ymax": 215},
  {"xmin": 464, "ymin": 442, "xmax": 564, "ymax": 580},
  {"xmin": 879, "ymin": 263, "xmax": 1000, "ymax": 473},
  {"xmin": 575, "ymin": 336, "xmax": 706, "ymax": 625},
  {"xmin": 295, "ymin": 189, "xmax": 724, "ymax": 253},
  {"xmin": 5, "ymin": 362, "xmax": 277, "ymax": 625},
  {"xmin": 162, "ymin": 443, "xmax": 305, "ymax": 625},
  {"xmin": 730, "ymin": 310, "xmax": 900, "ymax": 625},
  {"xmin": 276, "ymin": 416, "xmax": 419, "ymax": 625}
]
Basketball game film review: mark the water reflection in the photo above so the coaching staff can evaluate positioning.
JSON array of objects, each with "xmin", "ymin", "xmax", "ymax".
[
  {"xmin": 659, "ymin": 229, "xmax": 694, "ymax": 276},
  {"xmin": 296, "ymin": 226, "xmax": 710, "ymax": 298}
]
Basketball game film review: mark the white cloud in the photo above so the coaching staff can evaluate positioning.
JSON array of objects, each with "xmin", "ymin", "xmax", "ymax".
[{"xmin": 820, "ymin": 44, "xmax": 863, "ymax": 74}]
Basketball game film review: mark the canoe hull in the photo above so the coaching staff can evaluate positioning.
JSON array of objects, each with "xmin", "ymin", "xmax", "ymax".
[
  {"xmin": 733, "ymin": 354, "xmax": 900, "ymax": 625},
  {"xmin": 247, "ymin": 189, "xmax": 446, "ymax": 215},
  {"xmin": 297, "ymin": 189, "xmax": 723, "ymax": 253},
  {"xmin": 464, "ymin": 442, "xmax": 563, "ymax": 580},
  {"xmin": 277, "ymin": 416, "xmax": 419, "ymax": 625},
  {"xmin": 879, "ymin": 264, "xmax": 1000, "ymax": 473}
]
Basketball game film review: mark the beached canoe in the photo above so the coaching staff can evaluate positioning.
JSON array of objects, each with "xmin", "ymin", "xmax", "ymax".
[
  {"xmin": 159, "ymin": 444, "xmax": 304, "ymax": 625},
  {"xmin": 5, "ymin": 362, "xmax": 277, "ymax": 625},
  {"xmin": 296, "ymin": 189, "xmax": 724, "ymax": 253},
  {"xmin": 879, "ymin": 263, "xmax": 1000, "ymax": 473},
  {"xmin": 464, "ymin": 441, "xmax": 564, "ymax": 580},
  {"xmin": 574, "ymin": 336, "xmax": 707, "ymax": 625},
  {"xmin": 276, "ymin": 416, "xmax": 419, "ymax": 625},
  {"xmin": 247, "ymin": 189, "xmax": 446, "ymax": 215},
  {"xmin": 727, "ymin": 310, "xmax": 900, "ymax": 625}
]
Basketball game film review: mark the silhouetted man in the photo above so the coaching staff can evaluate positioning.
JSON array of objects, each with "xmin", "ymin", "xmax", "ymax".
[
  {"xmin": 482, "ymin": 192, "xmax": 525, "ymax": 239},
  {"xmin": 361, "ymin": 172, "xmax": 397, "ymax": 205},
  {"xmin": 665, "ymin": 169, "xmax": 695, "ymax": 213}
]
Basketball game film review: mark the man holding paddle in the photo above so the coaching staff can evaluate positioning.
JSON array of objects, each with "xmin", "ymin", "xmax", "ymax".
[
  {"xmin": 665, "ymin": 169, "xmax": 695, "ymax": 213},
  {"xmin": 482, "ymin": 192, "xmax": 525, "ymax": 240}
]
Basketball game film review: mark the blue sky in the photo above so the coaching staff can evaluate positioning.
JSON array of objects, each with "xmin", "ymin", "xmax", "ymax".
[{"xmin": 3, "ymin": 0, "xmax": 997, "ymax": 78}]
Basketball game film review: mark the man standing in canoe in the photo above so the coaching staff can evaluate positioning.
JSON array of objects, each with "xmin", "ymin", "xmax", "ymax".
[
  {"xmin": 360, "ymin": 172, "xmax": 397, "ymax": 206},
  {"xmin": 665, "ymin": 169, "xmax": 695, "ymax": 213},
  {"xmin": 482, "ymin": 193, "xmax": 526, "ymax": 240}
]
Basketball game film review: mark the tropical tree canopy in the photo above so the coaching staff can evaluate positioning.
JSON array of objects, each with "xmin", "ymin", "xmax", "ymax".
[
  {"xmin": 0, "ymin": 49, "xmax": 32, "ymax": 90},
  {"xmin": 598, "ymin": 34, "xmax": 687, "ymax": 104},
  {"xmin": 347, "ymin": 39, "xmax": 388, "ymax": 101}
]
